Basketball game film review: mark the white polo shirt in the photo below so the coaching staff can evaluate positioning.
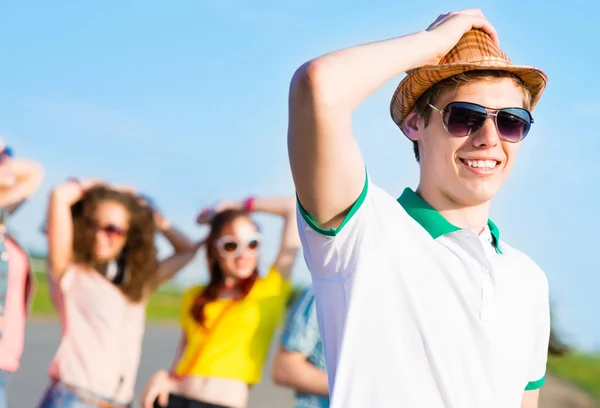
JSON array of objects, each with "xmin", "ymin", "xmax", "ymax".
[{"xmin": 297, "ymin": 174, "xmax": 550, "ymax": 408}]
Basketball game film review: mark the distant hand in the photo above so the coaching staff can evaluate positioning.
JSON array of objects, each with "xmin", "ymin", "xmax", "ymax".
[
  {"xmin": 141, "ymin": 370, "xmax": 174, "ymax": 408},
  {"xmin": 196, "ymin": 206, "xmax": 216, "ymax": 225},
  {"xmin": 153, "ymin": 211, "xmax": 171, "ymax": 231},
  {"xmin": 70, "ymin": 178, "xmax": 105, "ymax": 191},
  {"xmin": 424, "ymin": 9, "xmax": 499, "ymax": 65},
  {"xmin": 194, "ymin": 239, "xmax": 207, "ymax": 251},
  {"xmin": 138, "ymin": 195, "xmax": 171, "ymax": 231},
  {"xmin": 196, "ymin": 200, "xmax": 241, "ymax": 224},
  {"xmin": 59, "ymin": 178, "xmax": 105, "ymax": 204}
]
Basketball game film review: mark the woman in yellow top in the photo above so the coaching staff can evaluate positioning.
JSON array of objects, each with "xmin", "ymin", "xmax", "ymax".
[{"xmin": 142, "ymin": 195, "xmax": 300, "ymax": 408}]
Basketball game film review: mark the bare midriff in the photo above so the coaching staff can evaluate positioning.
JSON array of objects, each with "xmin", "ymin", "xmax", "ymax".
[{"xmin": 174, "ymin": 375, "xmax": 249, "ymax": 408}]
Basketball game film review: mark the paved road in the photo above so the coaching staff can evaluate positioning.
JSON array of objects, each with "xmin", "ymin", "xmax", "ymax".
[
  {"xmin": 8, "ymin": 320, "xmax": 598, "ymax": 408},
  {"xmin": 9, "ymin": 319, "xmax": 294, "ymax": 408}
]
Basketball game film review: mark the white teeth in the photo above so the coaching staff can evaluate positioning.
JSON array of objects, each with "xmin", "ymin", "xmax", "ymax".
[{"xmin": 465, "ymin": 160, "xmax": 497, "ymax": 169}]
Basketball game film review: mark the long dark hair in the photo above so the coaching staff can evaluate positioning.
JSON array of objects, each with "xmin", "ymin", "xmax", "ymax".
[
  {"xmin": 71, "ymin": 186, "xmax": 158, "ymax": 302},
  {"xmin": 190, "ymin": 209, "xmax": 259, "ymax": 327}
]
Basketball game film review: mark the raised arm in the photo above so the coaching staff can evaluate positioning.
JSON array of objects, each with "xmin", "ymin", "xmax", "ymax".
[
  {"xmin": 0, "ymin": 159, "xmax": 44, "ymax": 214},
  {"xmin": 153, "ymin": 210, "xmax": 201, "ymax": 288},
  {"xmin": 198, "ymin": 196, "xmax": 300, "ymax": 280},
  {"xmin": 46, "ymin": 179, "xmax": 102, "ymax": 280},
  {"xmin": 287, "ymin": 9, "xmax": 499, "ymax": 229},
  {"xmin": 255, "ymin": 196, "xmax": 300, "ymax": 280}
]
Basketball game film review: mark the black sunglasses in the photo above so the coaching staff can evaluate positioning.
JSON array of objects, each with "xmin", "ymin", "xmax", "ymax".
[{"xmin": 429, "ymin": 102, "xmax": 533, "ymax": 143}]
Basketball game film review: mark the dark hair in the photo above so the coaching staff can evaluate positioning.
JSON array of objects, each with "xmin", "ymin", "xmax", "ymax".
[
  {"xmin": 71, "ymin": 185, "xmax": 158, "ymax": 302},
  {"xmin": 409, "ymin": 70, "xmax": 533, "ymax": 162},
  {"xmin": 190, "ymin": 209, "xmax": 259, "ymax": 327}
]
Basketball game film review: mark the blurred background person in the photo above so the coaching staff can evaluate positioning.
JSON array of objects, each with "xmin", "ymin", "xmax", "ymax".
[
  {"xmin": 0, "ymin": 139, "xmax": 44, "ymax": 408},
  {"xmin": 142, "ymin": 195, "xmax": 300, "ymax": 408},
  {"xmin": 38, "ymin": 178, "xmax": 201, "ymax": 408},
  {"xmin": 272, "ymin": 286, "xmax": 329, "ymax": 408}
]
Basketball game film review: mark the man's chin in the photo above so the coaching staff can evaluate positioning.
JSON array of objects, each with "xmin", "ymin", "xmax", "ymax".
[{"xmin": 460, "ymin": 186, "xmax": 499, "ymax": 206}]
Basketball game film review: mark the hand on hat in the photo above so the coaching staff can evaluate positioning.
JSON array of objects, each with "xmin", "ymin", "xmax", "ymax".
[{"xmin": 425, "ymin": 8, "xmax": 499, "ymax": 65}]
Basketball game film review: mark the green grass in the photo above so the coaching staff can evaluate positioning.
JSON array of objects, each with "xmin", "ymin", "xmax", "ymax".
[
  {"xmin": 548, "ymin": 353, "xmax": 600, "ymax": 402},
  {"xmin": 30, "ymin": 270, "xmax": 306, "ymax": 322},
  {"xmin": 31, "ymin": 271, "xmax": 183, "ymax": 322}
]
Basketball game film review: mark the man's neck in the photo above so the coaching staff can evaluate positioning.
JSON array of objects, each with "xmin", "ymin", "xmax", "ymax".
[{"xmin": 416, "ymin": 183, "xmax": 491, "ymax": 235}]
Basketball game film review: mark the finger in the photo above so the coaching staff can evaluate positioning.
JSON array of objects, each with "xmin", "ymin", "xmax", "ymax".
[
  {"xmin": 450, "ymin": 13, "xmax": 499, "ymax": 46},
  {"xmin": 80, "ymin": 179, "xmax": 104, "ymax": 190},
  {"xmin": 158, "ymin": 390, "xmax": 169, "ymax": 407},
  {"xmin": 142, "ymin": 390, "xmax": 154, "ymax": 408},
  {"xmin": 470, "ymin": 16, "xmax": 499, "ymax": 46}
]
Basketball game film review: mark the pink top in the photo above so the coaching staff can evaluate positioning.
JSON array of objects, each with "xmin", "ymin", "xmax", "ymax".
[
  {"xmin": 48, "ymin": 265, "xmax": 147, "ymax": 403},
  {"xmin": 0, "ymin": 238, "xmax": 31, "ymax": 372}
]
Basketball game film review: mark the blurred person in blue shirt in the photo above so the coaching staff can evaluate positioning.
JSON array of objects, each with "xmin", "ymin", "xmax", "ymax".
[{"xmin": 272, "ymin": 287, "xmax": 329, "ymax": 408}]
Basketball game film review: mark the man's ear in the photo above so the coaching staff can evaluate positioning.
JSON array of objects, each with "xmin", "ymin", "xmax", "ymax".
[{"xmin": 402, "ymin": 110, "xmax": 422, "ymax": 142}]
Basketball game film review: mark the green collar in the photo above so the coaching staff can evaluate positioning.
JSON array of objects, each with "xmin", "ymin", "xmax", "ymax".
[{"xmin": 397, "ymin": 188, "xmax": 502, "ymax": 254}]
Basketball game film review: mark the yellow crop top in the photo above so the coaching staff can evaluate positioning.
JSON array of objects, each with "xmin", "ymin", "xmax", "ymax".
[{"xmin": 174, "ymin": 266, "xmax": 291, "ymax": 384}]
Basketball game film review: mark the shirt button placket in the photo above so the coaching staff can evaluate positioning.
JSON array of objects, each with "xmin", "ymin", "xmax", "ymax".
[{"xmin": 479, "ymin": 266, "xmax": 497, "ymax": 323}]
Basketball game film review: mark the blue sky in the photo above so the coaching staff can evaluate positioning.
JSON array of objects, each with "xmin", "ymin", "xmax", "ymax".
[{"xmin": 2, "ymin": 1, "xmax": 598, "ymax": 350}]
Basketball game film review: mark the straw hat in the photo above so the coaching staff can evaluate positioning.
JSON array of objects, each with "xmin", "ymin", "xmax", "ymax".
[{"xmin": 390, "ymin": 29, "xmax": 548, "ymax": 129}]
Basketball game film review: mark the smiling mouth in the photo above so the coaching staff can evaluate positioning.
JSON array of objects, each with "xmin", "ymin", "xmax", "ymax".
[{"xmin": 459, "ymin": 159, "xmax": 500, "ymax": 170}]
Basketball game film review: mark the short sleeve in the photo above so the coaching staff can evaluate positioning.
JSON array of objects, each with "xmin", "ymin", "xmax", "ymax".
[
  {"xmin": 47, "ymin": 265, "xmax": 75, "ymax": 311},
  {"xmin": 180, "ymin": 286, "xmax": 203, "ymax": 329},
  {"xmin": 280, "ymin": 289, "xmax": 320, "ymax": 355},
  {"xmin": 297, "ymin": 171, "xmax": 409, "ymax": 281},
  {"xmin": 297, "ymin": 170, "xmax": 370, "ymax": 239},
  {"xmin": 297, "ymin": 171, "xmax": 370, "ymax": 281},
  {"xmin": 250, "ymin": 266, "xmax": 292, "ymax": 298},
  {"xmin": 525, "ymin": 275, "xmax": 551, "ymax": 390}
]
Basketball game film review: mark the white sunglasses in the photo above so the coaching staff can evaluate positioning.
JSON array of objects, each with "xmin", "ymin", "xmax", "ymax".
[{"xmin": 215, "ymin": 234, "xmax": 261, "ymax": 259}]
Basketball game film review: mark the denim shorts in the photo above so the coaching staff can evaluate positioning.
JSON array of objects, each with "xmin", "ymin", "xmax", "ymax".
[
  {"xmin": 0, "ymin": 369, "xmax": 13, "ymax": 408},
  {"xmin": 38, "ymin": 381, "xmax": 131, "ymax": 408}
]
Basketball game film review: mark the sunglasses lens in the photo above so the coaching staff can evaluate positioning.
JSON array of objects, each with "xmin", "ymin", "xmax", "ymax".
[
  {"xmin": 101, "ymin": 225, "xmax": 126, "ymax": 237},
  {"xmin": 497, "ymin": 109, "xmax": 531, "ymax": 142},
  {"xmin": 222, "ymin": 241, "xmax": 238, "ymax": 253},
  {"xmin": 248, "ymin": 239, "xmax": 260, "ymax": 250},
  {"xmin": 444, "ymin": 103, "xmax": 487, "ymax": 136}
]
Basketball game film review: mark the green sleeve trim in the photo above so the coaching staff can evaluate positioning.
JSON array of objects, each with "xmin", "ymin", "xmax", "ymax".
[
  {"xmin": 297, "ymin": 171, "xmax": 369, "ymax": 237},
  {"xmin": 525, "ymin": 375, "xmax": 546, "ymax": 390}
]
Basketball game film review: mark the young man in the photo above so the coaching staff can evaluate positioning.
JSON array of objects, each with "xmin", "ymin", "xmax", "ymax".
[
  {"xmin": 272, "ymin": 287, "xmax": 329, "ymax": 408},
  {"xmin": 287, "ymin": 9, "xmax": 550, "ymax": 408}
]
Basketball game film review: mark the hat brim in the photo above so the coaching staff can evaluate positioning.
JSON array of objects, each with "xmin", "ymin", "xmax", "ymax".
[{"xmin": 390, "ymin": 63, "xmax": 548, "ymax": 129}]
